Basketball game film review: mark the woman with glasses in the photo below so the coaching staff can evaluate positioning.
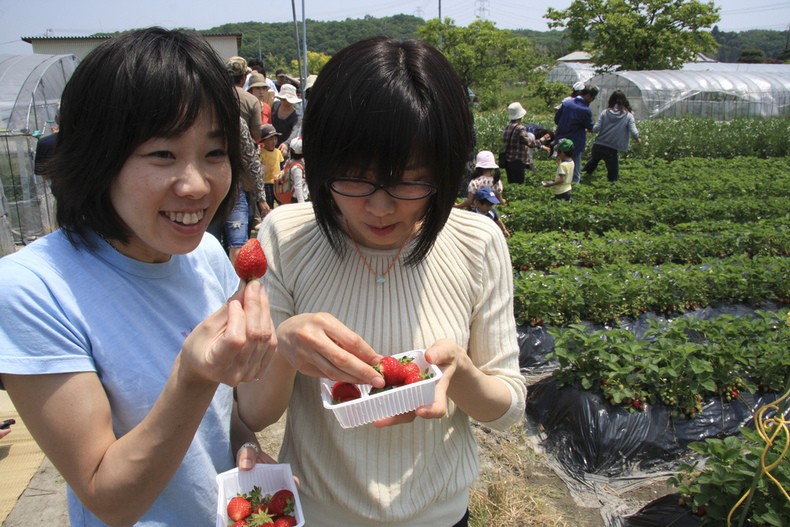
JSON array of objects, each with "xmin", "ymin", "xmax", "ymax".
[{"xmin": 241, "ymin": 36, "xmax": 526, "ymax": 527}]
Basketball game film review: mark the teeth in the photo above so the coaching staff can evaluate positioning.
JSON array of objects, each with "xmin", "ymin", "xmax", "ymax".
[{"xmin": 166, "ymin": 210, "xmax": 204, "ymax": 225}]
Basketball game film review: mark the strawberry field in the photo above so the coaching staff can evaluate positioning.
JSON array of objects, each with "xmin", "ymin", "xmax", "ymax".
[{"xmin": 472, "ymin": 114, "xmax": 790, "ymax": 526}]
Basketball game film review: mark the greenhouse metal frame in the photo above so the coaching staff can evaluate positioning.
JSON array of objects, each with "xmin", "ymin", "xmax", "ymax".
[{"xmin": 0, "ymin": 53, "xmax": 77, "ymax": 254}]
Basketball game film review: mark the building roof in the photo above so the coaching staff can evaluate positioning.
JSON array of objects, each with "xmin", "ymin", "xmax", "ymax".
[{"xmin": 22, "ymin": 32, "xmax": 243, "ymax": 47}]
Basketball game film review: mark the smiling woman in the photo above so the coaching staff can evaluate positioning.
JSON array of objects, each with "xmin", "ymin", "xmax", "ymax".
[{"xmin": 0, "ymin": 27, "xmax": 278, "ymax": 527}]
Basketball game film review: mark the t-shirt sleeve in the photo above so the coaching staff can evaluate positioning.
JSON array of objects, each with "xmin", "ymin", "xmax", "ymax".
[{"xmin": 0, "ymin": 262, "xmax": 96, "ymax": 378}]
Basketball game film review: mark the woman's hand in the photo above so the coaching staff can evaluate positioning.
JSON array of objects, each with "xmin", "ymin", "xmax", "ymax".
[
  {"xmin": 276, "ymin": 313, "xmax": 384, "ymax": 387},
  {"xmin": 236, "ymin": 442, "xmax": 277, "ymax": 470},
  {"xmin": 180, "ymin": 280, "xmax": 277, "ymax": 387},
  {"xmin": 372, "ymin": 339, "xmax": 464, "ymax": 427}
]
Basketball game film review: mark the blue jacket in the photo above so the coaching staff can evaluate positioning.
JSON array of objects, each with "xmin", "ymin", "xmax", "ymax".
[{"xmin": 554, "ymin": 96, "xmax": 594, "ymax": 155}]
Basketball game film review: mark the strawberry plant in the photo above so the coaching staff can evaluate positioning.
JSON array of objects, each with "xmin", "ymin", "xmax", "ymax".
[
  {"xmin": 670, "ymin": 398, "xmax": 790, "ymax": 526},
  {"xmin": 548, "ymin": 310, "xmax": 789, "ymax": 417}
]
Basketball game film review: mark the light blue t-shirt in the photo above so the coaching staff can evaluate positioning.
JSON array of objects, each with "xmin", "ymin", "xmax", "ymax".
[{"xmin": 0, "ymin": 229, "xmax": 239, "ymax": 526}]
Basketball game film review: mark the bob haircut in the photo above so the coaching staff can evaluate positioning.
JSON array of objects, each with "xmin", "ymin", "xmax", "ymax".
[
  {"xmin": 303, "ymin": 36, "xmax": 473, "ymax": 265},
  {"xmin": 49, "ymin": 27, "xmax": 242, "ymax": 247}
]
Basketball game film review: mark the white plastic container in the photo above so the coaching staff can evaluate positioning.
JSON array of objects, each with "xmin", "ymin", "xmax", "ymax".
[
  {"xmin": 215, "ymin": 463, "xmax": 304, "ymax": 527},
  {"xmin": 320, "ymin": 349, "xmax": 443, "ymax": 429}
]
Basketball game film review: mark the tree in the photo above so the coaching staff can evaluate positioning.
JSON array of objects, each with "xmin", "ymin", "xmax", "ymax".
[
  {"xmin": 738, "ymin": 48, "xmax": 767, "ymax": 63},
  {"xmin": 417, "ymin": 19, "xmax": 543, "ymax": 108},
  {"xmin": 545, "ymin": 0, "xmax": 720, "ymax": 70}
]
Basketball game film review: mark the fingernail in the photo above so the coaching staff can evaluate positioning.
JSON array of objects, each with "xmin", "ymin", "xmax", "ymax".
[{"xmin": 240, "ymin": 458, "xmax": 253, "ymax": 470}]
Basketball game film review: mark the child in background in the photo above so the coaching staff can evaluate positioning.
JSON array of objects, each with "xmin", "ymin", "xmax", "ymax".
[
  {"xmin": 259, "ymin": 123, "xmax": 284, "ymax": 211},
  {"xmin": 542, "ymin": 138, "xmax": 575, "ymax": 201},
  {"xmin": 473, "ymin": 187, "xmax": 510, "ymax": 237},
  {"xmin": 454, "ymin": 150, "xmax": 505, "ymax": 209},
  {"xmin": 279, "ymin": 137, "xmax": 308, "ymax": 203}
]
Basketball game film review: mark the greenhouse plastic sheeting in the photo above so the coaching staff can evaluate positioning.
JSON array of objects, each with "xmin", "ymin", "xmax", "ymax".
[
  {"xmin": 1, "ymin": 53, "xmax": 76, "ymax": 250},
  {"xmin": 589, "ymin": 67, "xmax": 790, "ymax": 120},
  {"xmin": 0, "ymin": 53, "xmax": 77, "ymax": 133},
  {"xmin": 526, "ymin": 376, "xmax": 781, "ymax": 477},
  {"xmin": 546, "ymin": 62, "xmax": 598, "ymax": 87}
]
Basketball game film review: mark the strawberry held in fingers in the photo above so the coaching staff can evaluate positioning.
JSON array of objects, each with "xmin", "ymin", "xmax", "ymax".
[{"xmin": 234, "ymin": 239, "xmax": 268, "ymax": 281}]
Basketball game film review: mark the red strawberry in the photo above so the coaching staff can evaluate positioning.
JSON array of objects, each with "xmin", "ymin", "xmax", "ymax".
[
  {"xmin": 376, "ymin": 356, "xmax": 406, "ymax": 386},
  {"xmin": 227, "ymin": 496, "xmax": 252, "ymax": 522},
  {"xmin": 401, "ymin": 361, "xmax": 420, "ymax": 378},
  {"xmin": 274, "ymin": 515, "xmax": 298, "ymax": 526},
  {"xmin": 266, "ymin": 489, "xmax": 295, "ymax": 516},
  {"xmin": 234, "ymin": 239, "xmax": 268, "ymax": 281},
  {"xmin": 403, "ymin": 371, "xmax": 423, "ymax": 385},
  {"xmin": 331, "ymin": 381, "xmax": 361, "ymax": 403},
  {"xmin": 231, "ymin": 521, "xmax": 249, "ymax": 527}
]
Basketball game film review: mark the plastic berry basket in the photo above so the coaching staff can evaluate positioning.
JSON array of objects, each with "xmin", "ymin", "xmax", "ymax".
[
  {"xmin": 320, "ymin": 349, "xmax": 443, "ymax": 429},
  {"xmin": 215, "ymin": 463, "xmax": 304, "ymax": 527}
]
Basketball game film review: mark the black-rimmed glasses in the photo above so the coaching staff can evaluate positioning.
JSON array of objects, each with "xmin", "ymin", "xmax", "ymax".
[{"xmin": 329, "ymin": 178, "xmax": 437, "ymax": 200}]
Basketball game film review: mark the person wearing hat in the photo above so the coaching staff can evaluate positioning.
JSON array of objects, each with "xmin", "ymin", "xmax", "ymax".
[
  {"xmin": 542, "ymin": 138, "xmax": 575, "ymax": 201},
  {"xmin": 454, "ymin": 150, "xmax": 505, "ymax": 209},
  {"xmin": 247, "ymin": 58, "xmax": 279, "ymax": 95},
  {"xmin": 259, "ymin": 123, "xmax": 284, "ymax": 212},
  {"xmin": 272, "ymin": 83, "xmax": 302, "ymax": 155},
  {"xmin": 472, "ymin": 187, "xmax": 510, "ymax": 237},
  {"xmin": 247, "ymin": 72, "xmax": 273, "ymax": 125},
  {"xmin": 501, "ymin": 102, "xmax": 551, "ymax": 185},
  {"xmin": 554, "ymin": 83, "xmax": 599, "ymax": 184},
  {"xmin": 226, "ymin": 56, "xmax": 262, "ymax": 141}
]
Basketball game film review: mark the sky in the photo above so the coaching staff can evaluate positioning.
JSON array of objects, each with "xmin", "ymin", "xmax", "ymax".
[{"xmin": 1, "ymin": 0, "xmax": 788, "ymax": 55}]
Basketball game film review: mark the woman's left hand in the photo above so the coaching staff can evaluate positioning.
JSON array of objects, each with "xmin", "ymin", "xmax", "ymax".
[
  {"xmin": 373, "ymin": 339, "xmax": 465, "ymax": 427},
  {"xmin": 236, "ymin": 442, "xmax": 277, "ymax": 470}
]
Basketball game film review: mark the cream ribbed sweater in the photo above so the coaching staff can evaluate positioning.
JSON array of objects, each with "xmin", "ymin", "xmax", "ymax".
[{"xmin": 259, "ymin": 203, "xmax": 526, "ymax": 526}]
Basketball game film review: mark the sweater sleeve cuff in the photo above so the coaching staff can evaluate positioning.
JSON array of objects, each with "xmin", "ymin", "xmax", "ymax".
[{"xmin": 477, "ymin": 378, "xmax": 526, "ymax": 431}]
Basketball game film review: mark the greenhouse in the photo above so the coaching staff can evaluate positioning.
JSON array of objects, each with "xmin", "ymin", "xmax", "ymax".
[
  {"xmin": 588, "ymin": 67, "xmax": 790, "ymax": 120},
  {"xmin": 0, "ymin": 53, "xmax": 77, "ymax": 255},
  {"xmin": 546, "ymin": 61, "xmax": 598, "ymax": 87}
]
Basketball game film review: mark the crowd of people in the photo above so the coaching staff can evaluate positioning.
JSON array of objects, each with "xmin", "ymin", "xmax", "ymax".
[{"xmin": 495, "ymin": 82, "xmax": 641, "ymax": 201}]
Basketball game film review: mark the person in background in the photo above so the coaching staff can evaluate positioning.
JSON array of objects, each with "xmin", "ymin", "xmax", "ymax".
[
  {"xmin": 247, "ymin": 72, "xmax": 273, "ymax": 125},
  {"xmin": 271, "ymin": 84, "xmax": 302, "ymax": 156},
  {"xmin": 34, "ymin": 108, "xmax": 60, "ymax": 176},
  {"xmin": 242, "ymin": 35, "xmax": 526, "ymax": 527},
  {"xmin": 0, "ymin": 28, "xmax": 277, "ymax": 527},
  {"xmin": 472, "ymin": 187, "xmax": 510, "ymax": 237},
  {"xmin": 226, "ymin": 56, "xmax": 262, "ymax": 142},
  {"xmin": 283, "ymin": 137, "xmax": 308, "ymax": 203},
  {"xmin": 274, "ymin": 69, "xmax": 300, "ymax": 92},
  {"xmin": 554, "ymin": 84, "xmax": 598, "ymax": 184},
  {"xmin": 542, "ymin": 138, "xmax": 575, "ymax": 201},
  {"xmin": 259, "ymin": 123, "xmax": 284, "ymax": 211},
  {"xmin": 583, "ymin": 90, "xmax": 642, "ymax": 183},
  {"xmin": 248, "ymin": 58, "xmax": 279, "ymax": 95},
  {"xmin": 454, "ymin": 150, "xmax": 505, "ymax": 209},
  {"xmin": 502, "ymin": 102, "xmax": 551, "ymax": 184}
]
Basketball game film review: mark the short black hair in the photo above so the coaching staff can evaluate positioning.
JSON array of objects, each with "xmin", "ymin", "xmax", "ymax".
[
  {"xmin": 303, "ymin": 36, "xmax": 473, "ymax": 265},
  {"xmin": 50, "ymin": 27, "xmax": 242, "ymax": 247}
]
